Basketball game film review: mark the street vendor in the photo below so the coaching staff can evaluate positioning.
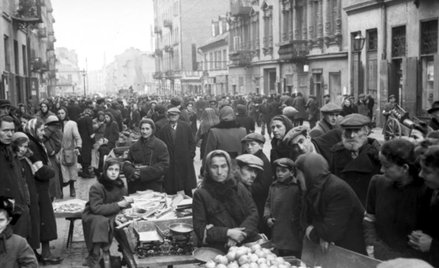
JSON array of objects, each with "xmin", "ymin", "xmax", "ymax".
[
  {"xmin": 123, "ymin": 119, "xmax": 170, "ymax": 194},
  {"xmin": 193, "ymin": 150, "xmax": 259, "ymax": 252},
  {"xmin": 82, "ymin": 158, "xmax": 134, "ymax": 268}
]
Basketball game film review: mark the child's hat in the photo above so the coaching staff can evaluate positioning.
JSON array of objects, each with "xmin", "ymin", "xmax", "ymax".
[
  {"xmin": 273, "ymin": 158, "xmax": 295, "ymax": 169},
  {"xmin": 0, "ymin": 196, "xmax": 21, "ymax": 225}
]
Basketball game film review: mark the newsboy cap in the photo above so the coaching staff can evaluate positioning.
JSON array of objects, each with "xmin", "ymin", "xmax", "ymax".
[
  {"xmin": 0, "ymin": 99, "xmax": 11, "ymax": 108},
  {"xmin": 273, "ymin": 158, "xmax": 295, "ymax": 170},
  {"xmin": 241, "ymin": 133, "xmax": 266, "ymax": 144},
  {"xmin": 320, "ymin": 102, "xmax": 342, "ymax": 113},
  {"xmin": 340, "ymin": 113, "xmax": 370, "ymax": 129},
  {"xmin": 167, "ymin": 107, "xmax": 181, "ymax": 115},
  {"xmin": 283, "ymin": 125, "xmax": 309, "ymax": 144},
  {"xmin": 236, "ymin": 154, "xmax": 264, "ymax": 171}
]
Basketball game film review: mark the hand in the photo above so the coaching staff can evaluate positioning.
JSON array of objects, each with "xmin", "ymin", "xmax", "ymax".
[
  {"xmin": 227, "ymin": 238, "xmax": 237, "ymax": 248},
  {"xmin": 266, "ymin": 218, "xmax": 276, "ymax": 228},
  {"xmin": 33, "ymin": 161, "xmax": 43, "ymax": 170},
  {"xmin": 408, "ymin": 230, "xmax": 432, "ymax": 252},
  {"xmin": 123, "ymin": 196, "xmax": 134, "ymax": 204},
  {"xmin": 366, "ymin": 245, "xmax": 375, "ymax": 258},
  {"xmin": 227, "ymin": 227, "xmax": 247, "ymax": 243},
  {"xmin": 118, "ymin": 199, "xmax": 131, "ymax": 208},
  {"xmin": 319, "ymin": 238, "xmax": 330, "ymax": 253},
  {"xmin": 305, "ymin": 225, "xmax": 314, "ymax": 240},
  {"xmin": 74, "ymin": 148, "xmax": 81, "ymax": 155}
]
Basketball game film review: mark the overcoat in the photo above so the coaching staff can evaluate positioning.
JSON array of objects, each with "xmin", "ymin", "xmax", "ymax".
[
  {"xmin": 123, "ymin": 136, "xmax": 170, "ymax": 194},
  {"xmin": 156, "ymin": 120, "xmax": 196, "ymax": 195},
  {"xmin": 82, "ymin": 182, "xmax": 126, "ymax": 251},
  {"xmin": 0, "ymin": 226, "xmax": 38, "ymax": 268},
  {"xmin": 77, "ymin": 114, "xmax": 94, "ymax": 166}
]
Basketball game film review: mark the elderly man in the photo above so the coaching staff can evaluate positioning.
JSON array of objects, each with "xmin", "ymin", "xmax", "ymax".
[
  {"xmin": 310, "ymin": 102, "xmax": 342, "ymax": 138},
  {"xmin": 329, "ymin": 113, "xmax": 381, "ymax": 205},
  {"xmin": 156, "ymin": 107, "xmax": 196, "ymax": 196}
]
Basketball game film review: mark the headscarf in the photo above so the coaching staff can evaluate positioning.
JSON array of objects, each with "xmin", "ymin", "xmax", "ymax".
[
  {"xmin": 296, "ymin": 153, "xmax": 331, "ymax": 215},
  {"xmin": 270, "ymin": 115, "xmax": 294, "ymax": 141},
  {"xmin": 98, "ymin": 158, "xmax": 124, "ymax": 190},
  {"xmin": 24, "ymin": 118, "xmax": 44, "ymax": 141}
]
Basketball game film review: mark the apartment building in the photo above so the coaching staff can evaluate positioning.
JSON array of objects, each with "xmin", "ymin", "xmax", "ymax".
[
  {"xmin": 0, "ymin": 0, "xmax": 56, "ymax": 105},
  {"xmin": 153, "ymin": 0, "xmax": 229, "ymax": 95}
]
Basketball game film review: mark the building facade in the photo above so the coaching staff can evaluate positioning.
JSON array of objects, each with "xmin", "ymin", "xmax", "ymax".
[
  {"xmin": 54, "ymin": 47, "xmax": 82, "ymax": 96},
  {"xmin": 0, "ymin": 0, "xmax": 56, "ymax": 106},
  {"xmin": 153, "ymin": 0, "xmax": 229, "ymax": 95},
  {"xmin": 345, "ymin": 0, "xmax": 439, "ymax": 124}
]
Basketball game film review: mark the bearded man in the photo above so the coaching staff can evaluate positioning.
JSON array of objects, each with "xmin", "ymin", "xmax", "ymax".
[{"xmin": 329, "ymin": 113, "xmax": 381, "ymax": 205}]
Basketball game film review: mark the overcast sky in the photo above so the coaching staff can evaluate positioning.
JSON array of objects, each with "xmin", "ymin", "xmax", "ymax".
[{"xmin": 52, "ymin": 0, "xmax": 154, "ymax": 71}]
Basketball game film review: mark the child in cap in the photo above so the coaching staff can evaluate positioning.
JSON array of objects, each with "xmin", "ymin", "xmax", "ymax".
[
  {"xmin": 0, "ymin": 196, "xmax": 38, "ymax": 267},
  {"xmin": 264, "ymin": 158, "xmax": 303, "ymax": 257}
]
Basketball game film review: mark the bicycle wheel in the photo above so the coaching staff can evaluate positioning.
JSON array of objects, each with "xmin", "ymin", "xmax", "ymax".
[{"xmin": 384, "ymin": 117, "xmax": 402, "ymax": 140}]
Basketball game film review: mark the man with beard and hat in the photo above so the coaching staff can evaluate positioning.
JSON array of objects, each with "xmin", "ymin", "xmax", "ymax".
[{"xmin": 329, "ymin": 113, "xmax": 381, "ymax": 205}]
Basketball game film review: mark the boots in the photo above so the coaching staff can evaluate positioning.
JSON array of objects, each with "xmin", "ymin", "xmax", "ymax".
[{"xmin": 69, "ymin": 181, "xmax": 76, "ymax": 198}]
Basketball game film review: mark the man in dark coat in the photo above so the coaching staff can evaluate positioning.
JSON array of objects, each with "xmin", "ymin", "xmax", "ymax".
[
  {"xmin": 235, "ymin": 104, "xmax": 255, "ymax": 134},
  {"xmin": 297, "ymin": 153, "xmax": 366, "ymax": 255},
  {"xmin": 77, "ymin": 109, "xmax": 95, "ymax": 178},
  {"xmin": 67, "ymin": 100, "xmax": 82, "ymax": 122},
  {"xmin": 0, "ymin": 116, "xmax": 31, "ymax": 240},
  {"xmin": 123, "ymin": 119, "xmax": 170, "ymax": 193},
  {"xmin": 292, "ymin": 92, "xmax": 307, "ymax": 126},
  {"xmin": 309, "ymin": 102, "xmax": 342, "ymax": 138},
  {"xmin": 329, "ymin": 114, "xmax": 381, "ymax": 205},
  {"xmin": 306, "ymin": 95, "xmax": 320, "ymax": 129},
  {"xmin": 156, "ymin": 107, "xmax": 196, "ymax": 196}
]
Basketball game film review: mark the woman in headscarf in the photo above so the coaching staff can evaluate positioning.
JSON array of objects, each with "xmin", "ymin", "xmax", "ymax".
[
  {"xmin": 196, "ymin": 108, "xmax": 220, "ymax": 161},
  {"xmin": 43, "ymin": 115, "xmax": 63, "ymax": 199},
  {"xmin": 364, "ymin": 139, "xmax": 426, "ymax": 260},
  {"xmin": 296, "ymin": 152, "xmax": 366, "ymax": 255},
  {"xmin": 57, "ymin": 106, "xmax": 82, "ymax": 198},
  {"xmin": 35, "ymin": 100, "xmax": 55, "ymax": 123},
  {"xmin": 193, "ymin": 150, "xmax": 259, "ymax": 252},
  {"xmin": 103, "ymin": 112, "xmax": 119, "ymax": 150},
  {"xmin": 24, "ymin": 118, "xmax": 62, "ymax": 265},
  {"xmin": 269, "ymin": 115, "xmax": 294, "ymax": 165}
]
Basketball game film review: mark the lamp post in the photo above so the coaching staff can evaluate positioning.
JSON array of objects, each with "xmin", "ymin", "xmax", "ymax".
[
  {"xmin": 353, "ymin": 32, "xmax": 366, "ymax": 96},
  {"xmin": 82, "ymin": 69, "xmax": 87, "ymax": 96}
]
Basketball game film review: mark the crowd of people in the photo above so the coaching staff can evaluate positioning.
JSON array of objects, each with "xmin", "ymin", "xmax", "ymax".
[{"xmin": 0, "ymin": 92, "xmax": 438, "ymax": 268}]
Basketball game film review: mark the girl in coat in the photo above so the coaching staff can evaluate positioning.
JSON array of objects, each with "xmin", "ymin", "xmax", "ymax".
[
  {"xmin": 264, "ymin": 158, "xmax": 303, "ymax": 257},
  {"xmin": 82, "ymin": 158, "xmax": 133, "ymax": 268},
  {"xmin": 24, "ymin": 118, "xmax": 62, "ymax": 265},
  {"xmin": 270, "ymin": 115, "xmax": 294, "ymax": 166},
  {"xmin": 193, "ymin": 150, "xmax": 259, "ymax": 252},
  {"xmin": 57, "ymin": 107, "xmax": 82, "ymax": 198}
]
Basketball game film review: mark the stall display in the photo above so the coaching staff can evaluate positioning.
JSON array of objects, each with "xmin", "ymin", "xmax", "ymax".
[{"xmin": 53, "ymin": 199, "xmax": 87, "ymax": 217}]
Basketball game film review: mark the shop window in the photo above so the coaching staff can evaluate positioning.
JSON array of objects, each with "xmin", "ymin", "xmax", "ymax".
[
  {"xmin": 421, "ymin": 56, "xmax": 435, "ymax": 112},
  {"xmin": 421, "ymin": 19, "xmax": 438, "ymax": 55},
  {"xmin": 392, "ymin": 26, "xmax": 406, "ymax": 58},
  {"xmin": 367, "ymin": 29, "xmax": 378, "ymax": 95}
]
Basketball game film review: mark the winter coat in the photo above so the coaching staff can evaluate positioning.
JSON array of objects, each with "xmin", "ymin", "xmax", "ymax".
[
  {"xmin": 417, "ymin": 187, "xmax": 439, "ymax": 267},
  {"xmin": 309, "ymin": 119, "xmax": 333, "ymax": 138},
  {"xmin": 43, "ymin": 124, "xmax": 63, "ymax": 199},
  {"xmin": 27, "ymin": 134, "xmax": 57, "ymax": 242},
  {"xmin": 264, "ymin": 179, "xmax": 302, "ymax": 251},
  {"xmin": 0, "ymin": 143, "xmax": 30, "ymax": 239},
  {"xmin": 156, "ymin": 120, "xmax": 196, "ymax": 195},
  {"xmin": 123, "ymin": 136, "xmax": 170, "ymax": 194},
  {"xmin": 77, "ymin": 114, "xmax": 94, "ymax": 165},
  {"xmin": 61, "ymin": 120, "xmax": 82, "ymax": 150},
  {"xmin": 0, "ymin": 226, "xmax": 38, "ymax": 268},
  {"xmin": 193, "ymin": 181, "xmax": 259, "ymax": 251},
  {"xmin": 292, "ymin": 95, "xmax": 307, "ymax": 120},
  {"xmin": 204, "ymin": 121, "xmax": 247, "ymax": 160},
  {"xmin": 103, "ymin": 120, "xmax": 119, "ymax": 149},
  {"xmin": 82, "ymin": 182, "xmax": 126, "ymax": 251},
  {"xmin": 329, "ymin": 138, "xmax": 381, "ymax": 205},
  {"xmin": 235, "ymin": 114, "xmax": 255, "ymax": 134},
  {"xmin": 364, "ymin": 175, "xmax": 426, "ymax": 261}
]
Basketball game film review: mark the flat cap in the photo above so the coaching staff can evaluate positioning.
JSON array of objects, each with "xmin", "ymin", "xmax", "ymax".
[
  {"xmin": 0, "ymin": 99, "xmax": 11, "ymax": 108},
  {"xmin": 273, "ymin": 158, "xmax": 295, "ymax": 169},
  {"xmin": 167, "ymin": 107, "xmax": 181, "ymax": 115},
  {"xmin": 236, "ymin": 154, "xmax": 264, "ymax": 171},
  {"xmin": 282, "ymin": 106, "xmax": 298, "ymax": 117},
  {"xmin": 283, "ymin": 125, "xmax": 309, "ymax": 144},
  {"xmin": 340, "ymin": 113, "xmax": 370, "ymax": 129},
  {"xmin": 320, "ymin": 102, "xmax": 342, "ymax": 113},
  {"xmin": 241, "ymin": 133, "xmax": 265, "ymax": 144}
]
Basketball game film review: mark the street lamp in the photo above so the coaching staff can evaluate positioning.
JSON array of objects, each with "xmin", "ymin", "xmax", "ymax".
[
  {"xmin": 82, "ymin": 69, "xmax": 87, "ymax": 96},
  {"xmin": 353, "ymin": 32, "xmax": 366, "ymax": 96}
]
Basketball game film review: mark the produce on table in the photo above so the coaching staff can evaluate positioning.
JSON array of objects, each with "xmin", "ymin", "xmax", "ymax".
[{"xmin": 205, "ymin": 244, "xmax": 305, "ymax": 268}]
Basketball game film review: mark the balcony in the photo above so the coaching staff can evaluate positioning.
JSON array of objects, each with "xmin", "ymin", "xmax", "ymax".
[
  {"xmin": 278, "ymin": 40, "xmax": 309, "ymax": 61},
  {"xmin": 31, "ymin": 57, "xmax": 48, "ymax": 73},
  {"xmin": 12, "ymin": 0, "xmax": 42, "ymax": 24},
  {"xmin": 164, "ymin": 45, "xmax": 173, "ymax": 54},
  {"xmin": 154, "ymin": 26, "xmax": 162, "ymax": 35},
  {"xmin": 153, "ymin": 71, "xmax": 163, "ymax": 80},
  {"xmin": 229, "ymin": 50, "xmax": 254, "ymax": 66},
  {"xmin": 163, "ymin": 19, "xmax": 173, "ymax": 29},
  {"xmin": 38, "ymin": 27, "xmax": 47, "ymax": 38},
  {"xmin": 230, "ymin": 0, "xmax": 253, "ymax": 16},
  {"xmin": 165, "ymin": 70, "xmax": 174, "ymax": 78}
]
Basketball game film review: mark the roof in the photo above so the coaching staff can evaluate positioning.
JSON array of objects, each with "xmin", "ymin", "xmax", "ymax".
[{"xmin": 198, "ymin": 31, "xmax": 229, "ymax": 51}]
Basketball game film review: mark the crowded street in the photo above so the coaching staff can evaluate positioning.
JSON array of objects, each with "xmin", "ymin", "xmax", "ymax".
[{"xmin": 2, "ymin": 0, "xmax": 439, "ymax": 268}]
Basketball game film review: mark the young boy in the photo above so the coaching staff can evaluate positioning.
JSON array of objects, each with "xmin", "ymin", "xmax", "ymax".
[
  {"xmin": 264, "ymin": 158, "xmax": 303, "ymax": 257},
  {"xmin": 0, "ymin": 196, "xmax": 37, "ymax": 267}
]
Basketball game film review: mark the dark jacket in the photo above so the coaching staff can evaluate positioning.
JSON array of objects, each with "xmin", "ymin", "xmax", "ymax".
[
  {"xmin": 204, "ymin": 121, "xmax": 247, "ymax": 160},
  {"xmin": 156, "ymin": 120, "xmax": 196, "ymax": 195},
  {"xmin": 82, "ymin": 181, "xmax": 126, "ymax": 251},
  {"xmin": 310, "ymin": 119, "xmax": 333, "ymax": 138},
  {"xmin": 27, "ymin": 134, "xmax": 57, "ymax": 242},
  {"xmin": 235, "ymin": 114, "xmax": 255, "ymax": 134},
  {"xmin": 417, "ymin": 187, "xmax": 439, "ymax": 267},
  {"xmin": 270, "ymin": 115, "xmax": 294, "ymax": 165},
  {"xmin": 193, "ymin": 181, "xmax": 259, "ymax": 251},
  {"xmin": 292, "ymin": 95, "xmax": 307, "ymax": 120},
  {"xmin": 123, "ymin": 136, "xmax": 170, "ymax": 194},
  {"xmin": 104, "ymin": 117, "xmax": 119, "ymax": 149},
  {"xmin": 77, "ymin": 114, "xmax": 94, "ymax": 164},
  {"xmin": 0, "ymin": 226, "xmax": 38, "ymax": 268},
  {"xmin": 330, "ymin": 138, "xmax": 381, "ymax": 205}
]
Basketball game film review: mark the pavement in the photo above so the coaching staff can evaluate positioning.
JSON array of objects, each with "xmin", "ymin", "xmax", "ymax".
[{"xmin": 42, "ymin": 124, "xmax": 384, "ymax": 267}]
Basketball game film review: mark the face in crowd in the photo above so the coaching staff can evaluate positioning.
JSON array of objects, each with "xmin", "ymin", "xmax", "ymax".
[
  {"xmin": 323, "ymin": 112, "xmax": 339, "ymax": 126},
  {"xmin": 0, "ymin": 121, "xmax": 15, "ymax": 145},
  {"xmin": 291, "ymin": 134, "xmax": 314, "ymax": 155},
  {"xmin": 244, "ymin": 141, "xmax": 263, "ymax": 155},
  {"xmin": 342, "ymin": 126, "xmax": 369, "ymax": 152},
  {"xmin": 140, "ymin": 122, "xmax": 153, "ymax": 139},
  {"xmin": 168, "ymin": 112, "xmax": 180, "ymax": 124},
  {"xmin": 106, "ymin": 163, "xmax": 120, "ymax": 180},
  {"xmin": 57, "ymin": 109, "xmax": 66, "ymax": 121},
  {"xmin": 271, "ymin": 120, "xmax": 287, "ymax": 140},
  {"xmin": 240, "ymin": 166, "xmax": 258, "ymax": 187},
  {"xmin": 276, "ymin": 166, "xmax": 294, "ymax": 183},
  {"xmin": 209, "ymin": 155, "xmax": 229, "ymax": 183}
]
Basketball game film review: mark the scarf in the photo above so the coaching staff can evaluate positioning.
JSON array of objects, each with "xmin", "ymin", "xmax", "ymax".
[
  {"xmin": 0, "ymin": 225, "xmax": 13, "ymax": 255},
  {"xmin": 98, "ymin": 174, "xmax": 124, "ymax": 191}
]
